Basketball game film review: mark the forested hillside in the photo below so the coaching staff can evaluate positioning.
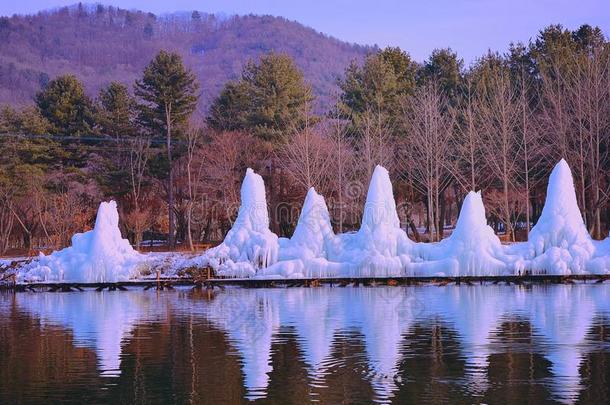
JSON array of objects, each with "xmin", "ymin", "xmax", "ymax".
[{"xmin": 0, "ymin": 4, "xmax": 371, "ymax": 111}]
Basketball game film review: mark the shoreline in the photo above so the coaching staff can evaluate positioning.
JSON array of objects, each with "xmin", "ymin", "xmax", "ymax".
[{"xmin": 3, "ymin": 273, "xmax": 610, "ymax": 292}]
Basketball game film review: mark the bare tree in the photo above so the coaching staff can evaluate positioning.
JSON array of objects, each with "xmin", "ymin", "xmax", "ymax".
[
  {"xmin": 184, "ymin": 126, "xmax": 206, "ymax": 250},
  {"xmin": 478, "ymin": 67, "xmax": 521, "ymax": 241},
  {"xmin": 126, "ymin": 136, "xmax": 151, "ymax": 250},
  {"xmin": 278, "ymin": 114, "xmax": 333, "ymax": 194},
  {"xmin": 322, "ymin": 115, "xmax": 354, "ymax": 233},
  {"xmin": 357, "ymin": 108, "xmax": 394, "ymax": 179},
  {"xmin": 451, "ymin": 77, "xmax": 486, "ymax": 192},
  {"xmin": 402, "ymin": 83, "xmax": 455, "ymax": 242},
  {"xmin": 516, "ymin": 67, "xmax": 545, "ymax": 237},
  {"xmin": 572, "ymin": 48, "xmax": 610, "ymax": 238},
  {"xmin": 541, "ymin": 62, "xmax": 589, "ymax": 226}
]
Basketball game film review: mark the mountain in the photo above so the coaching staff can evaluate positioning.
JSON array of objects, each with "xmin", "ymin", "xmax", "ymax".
[{"xmin": 0, "ymin": 4, "xmax": 373, "ymax": 113}]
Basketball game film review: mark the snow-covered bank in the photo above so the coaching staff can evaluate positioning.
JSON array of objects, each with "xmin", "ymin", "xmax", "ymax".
[
  {"xmin": 18, "ymin": 201, "xmax": 143, "ymax": 283},
  {"xmin": 14, "ymin": 159, "xmax": 610, "ymax": 281}
]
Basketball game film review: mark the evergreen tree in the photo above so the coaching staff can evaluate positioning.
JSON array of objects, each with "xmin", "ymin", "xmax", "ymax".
[
  {"xmin": 96, "ymin": 82, "xmax": 137, "ymax": 139},
  {"xmin": 418, "ymin": 48, "xmax": 463, "ymax": 100},
  {"xmin": 208, "ymin": 52, "xmax": 314, "ymax": 142},
  {"xmin": 134, "ymin": 50, "xmax": 199, "ymax": 248},
  {"xmin": 338, "ymin": 47, "xmax": 417, "ymax": 118},
  {"xmin": 35, "ymin": 74, "xmax": 94, "ymax": 136}
]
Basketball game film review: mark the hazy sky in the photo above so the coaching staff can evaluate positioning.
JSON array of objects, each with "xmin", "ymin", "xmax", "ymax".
[{"xmin": 2, "ymin": 1, "xmax": 608, "ymax": 64}]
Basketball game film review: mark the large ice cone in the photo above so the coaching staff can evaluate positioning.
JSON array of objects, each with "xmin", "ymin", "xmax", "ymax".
[
  {"xmin": 198, "ymin": 168, "xmax": 279, "ymax": 277},
  {"xmin": 328, "ymin": 165, "xmax": 413, "ymax": 277},
  {"xmin": 513, "ymin": 159, "xmax": 594, "ymax": 275},
  {"xmin": 287, "ymin": 187, "xmax": 334, "ymax": 258},
  {"xmin": 19, "ymin": 201, "xmax": 141, "ymax": 283},
  {"xmin": 414, "ymin": 191, "xmax": 511, "ymax": 276}
]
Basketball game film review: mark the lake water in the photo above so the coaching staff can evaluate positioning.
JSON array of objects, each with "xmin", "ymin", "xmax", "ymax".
[{"xmin": 1, "ymin": 284, "xmax": 610, "ymax": 404}]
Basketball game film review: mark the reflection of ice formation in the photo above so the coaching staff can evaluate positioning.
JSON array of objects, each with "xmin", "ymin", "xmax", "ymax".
[
  {"xmin": 353, "ymin": 288, "xmax": 415, "ymax": 401},
  {"xmin": 194, "ymin": 159, "xmax": 610, "ymax": 279},
  {"xmin": 16, "ymin": 291, "xmax": 164, "ymax": 376},
  {"xmin": 280, "ymin": 288, "xmax": 340, "ymax": 382},
  {"xmin": 195, "ymin": 285, "xmax": 605, "ymax": 403},
  {"xmin": 529, "ymin": 286, "xmax": 595, "ymax": 404},
  {"xmin": 20, "ymin": 201, "xmax": 142, "ymax": 283},
  {"xmin": 13, "ymin": 284, "xmax": 607, "ymax": 403},
  {"xmin": 203, "ymin": 289, "xmax": 280, "ymax": 400},
  {"xmin": 438, "ymin": 286, "xmax": 503, "ymax": 393}
]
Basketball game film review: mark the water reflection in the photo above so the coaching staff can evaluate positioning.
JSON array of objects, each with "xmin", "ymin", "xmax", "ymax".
[{"xmin": 2, "ymin": 284, "xmax": 610, "ymax": 404}]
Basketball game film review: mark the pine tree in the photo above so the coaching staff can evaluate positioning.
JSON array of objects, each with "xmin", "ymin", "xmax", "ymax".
[
  {"xmin": 35, "ymin": 74, "xmax": 94, "ymax": 136},
  {"xmin": 208, "ymin": 52, "xmax": 314, "ymax": 142},
  {"xmin": 337, "ymin": 46, "xmax": 417, "ymax": 122},
  {"xmin": 97, "ymin": 82, "xmax": 137, "ymax": 139},
  {"xmin": 134, "ymin": 50, "xmax": 199, "ymax": 249}
]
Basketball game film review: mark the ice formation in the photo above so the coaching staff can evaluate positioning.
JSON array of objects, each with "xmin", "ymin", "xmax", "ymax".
[
  {"xmin": 413, "ymin": 191, "xmax": 513, "ymax": 276},
  {"xmin": 510, "ymin": 159, "xmax": 595, "ymax": 275},
  {"xmin": 19, "ymin": 201, "xmax": 142, "ymax": 283},
  {"xmin": 328, "ymin": 165, "xmax": 414, "ymax": 277},
  {"xmin": 192, "ymin": 160, "xmax": 610, "ymax": 279},
  {"xmin": 197, "ymin": 168, "xmax": 279, "ymax": 277},
  {"xmin": 259, "ymin": 187, "xmax": 335, "ymax": 278},
  {"xmin": 17, "ymin": 158, "xmax": 610, "ymax": 281}
]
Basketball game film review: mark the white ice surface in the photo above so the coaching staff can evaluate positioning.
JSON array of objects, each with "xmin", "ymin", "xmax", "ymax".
[{"xmin": 18, "ymin": 201, "xmax": 142, "ymax": 283}]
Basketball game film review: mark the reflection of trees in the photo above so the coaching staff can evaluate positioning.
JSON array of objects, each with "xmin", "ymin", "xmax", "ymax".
[{"xmin": 0, "ymin": 303, "xmax": 104, "ymax": 403}]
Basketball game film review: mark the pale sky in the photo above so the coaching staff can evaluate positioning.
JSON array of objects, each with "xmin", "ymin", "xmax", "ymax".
[{"xmin": 2, "ymin": 1, "xmax": 608, "ymax": 64}]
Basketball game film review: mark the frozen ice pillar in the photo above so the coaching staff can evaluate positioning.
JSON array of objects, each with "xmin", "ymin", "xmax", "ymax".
[
  {"xmin": 512, "ymin": 159, "xmax": 594, "ymax": 275},
  {"xmin": 328, "ymin": 165, "xmax": 413, "ymax": 277},
  {"xmin": 258, "ymin": 187, "xmax": 335, "ymax": 278},
  {"xmin": 414, "ymin": 191, "xmax": 511, "ymax": 276},
  {"xmin": 285, "ymin": 187, "xmax": 334, "ymax": 259},
  {"xmin": 199, "ymin": 168, "xmax": 279, "ymax": 277},
  {"xmin": 19, "ymin": 201, "xmax": 142, "ymax": 283}
]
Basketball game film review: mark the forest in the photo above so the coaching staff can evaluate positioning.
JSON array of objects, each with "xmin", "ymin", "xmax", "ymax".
[{"xmin": 0, "ymin": 5, "xmax": 609, "ymax": 254}]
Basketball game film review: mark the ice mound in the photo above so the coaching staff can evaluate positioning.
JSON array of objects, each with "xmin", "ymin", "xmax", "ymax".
[
  {"xmin": 327, "ymin": 165, "xmax": 414, "ymax": 277},
  {"xmin": 282, "ymin": 187, "xmax": 334, "ymax": 259},
  {"xmin": 197, "ymin": 168, "xmax": 279, "ymax": 277},
  {"xmin": 258, "ymin": 187, "xmax": 335, "ymax": 278},
  {"xmin": 413, "ymin": 191, "xmax": 512, "ymax": 276},
  {"xmin": 510, "ymin": 160, "xmax": 595, "ymax": 275},
  {"xmin": 19, "ymin": 201, "xmax": 142, "ymax": 283}
]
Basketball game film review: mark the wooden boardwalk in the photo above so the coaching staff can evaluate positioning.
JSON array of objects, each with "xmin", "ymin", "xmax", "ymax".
[{"xmin": 2, "ymin": 274, "xmax": 610, "ymax": 292}]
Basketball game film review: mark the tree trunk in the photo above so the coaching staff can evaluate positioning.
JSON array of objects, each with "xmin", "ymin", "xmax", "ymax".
[{"xmin": 166, "ymin": 104, "xmax": 175, "ymax": 250}]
